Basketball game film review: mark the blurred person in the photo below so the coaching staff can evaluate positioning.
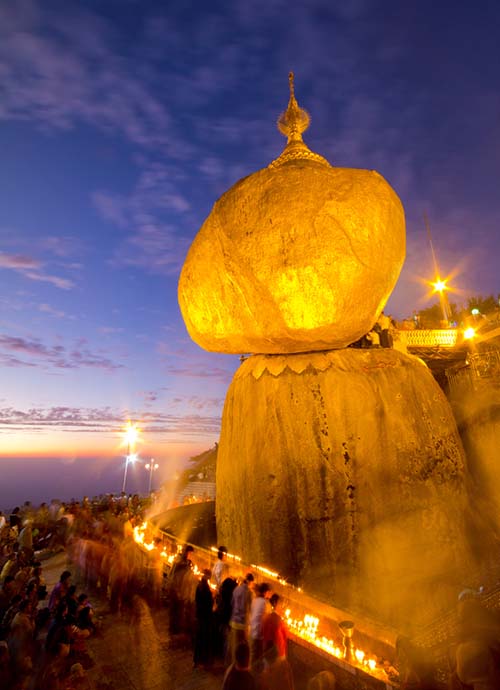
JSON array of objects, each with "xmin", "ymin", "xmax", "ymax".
[
  {"xmin": 259, "ymin": 642, "xmax": 294, "ymax": 690},
  {"xmin": 1, "ymin": 594, "xmax": 23, "ymax": 640},
  {"xmin": 38, "ymin": 641, "xmax": 70, "ymax": 690},
  {"xmin": 63, "ymin": 585, "xmax": 78, "ymax": 621},
  {"xmin": 168, "ymin": 545, "xmax": 194, "ymax": 634},
  {"xmin": 249, "ymin": 582, "xmax": 271, "ymax": 670},
  {"xmin": 45, "ymin": 601, "xmax": 71, "ymax": 655},
  {"xmin": 107, "ymin": 550, "xmax": 129, "ymax": 615},
  {"xmin": 455, "ymin": 639, "xmax": 500, "ymax": 690},
  {"xmin": 214, "ymin": 576, "xmax": 237, "ymax": 663},
  {"xmin": 193, "ymin": 569, "xmax": 213, "ymax": 668},
  {"xmin": 396, "ymin": 636, "xmax": 438, "ymax": 689},
  {"xmin": 8, "ymin": 508, "xmax": 21, "ymax": 533},
  {"xmin": 262, "ymin": 593, "xmax": 288, "ymax": 659},
  {"xmin": 222, "ymin": 641, "xmax": 256, "ymax": 690},
  {"xmin": 1, "ymin": 552, "xmax": 19, "ymax": 585},
  {"xmin": 24, "ymin": 581, "xmax": 38, "ymax": 618},
  {"xmin": 17, "ymin": 521, "xmax": 33, "ymax": 561},
  {"xmin": 66, "ymin": 661, "xmax": 91, "ymax": 690},
  {"xmin": 213, "ymin": 546, "xmax": 229, "ymax": 591},
  {"xmin": 229, "ymin": 573, "xmax": 255, "ymax": 662},
  {"xmin": 366, "ymin": 328, "xmax": 381, "ymax": 348},
  {"xmin": 8, "ymin": 600, "xmax": 34, "ymax": 670},
  {"xmin": 0, "ymin": 576, "xmax": 17, "ymax": 619},
  {"xmin": 48, "ymin": 571, "xmax": 71, "ymax": 612},
  {"xmin": 377, "ymin": 311, "xmax": 393, "ymax": 348},
  {"xmin": 0, "ymin": 640, "xmax": 13, "ymax": 689}
]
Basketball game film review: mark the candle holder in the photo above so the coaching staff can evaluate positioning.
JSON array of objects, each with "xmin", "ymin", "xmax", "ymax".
[{"xmin": 339, "ymin": 620, "xmax": 355, "ymax": 661}]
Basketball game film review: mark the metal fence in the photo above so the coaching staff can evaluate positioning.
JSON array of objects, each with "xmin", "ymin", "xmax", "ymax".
[{"xmin": 446, "ymin": 350, "xmax": 500, "ymax": 392}]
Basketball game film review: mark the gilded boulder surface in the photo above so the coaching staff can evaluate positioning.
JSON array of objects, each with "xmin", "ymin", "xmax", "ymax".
[
  {"xmin": 216, "ymin": 348, "xmax": 473, "ymax": 630},
  {"xmin": 178, "ymin": 162, "xmax": 405, "ymax": 354}
]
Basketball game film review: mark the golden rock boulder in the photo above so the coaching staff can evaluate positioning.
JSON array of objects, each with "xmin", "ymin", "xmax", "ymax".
[
  {"xmin": 178, "ymin": 76, "xmax": 405, "ymax": 354},
  {"xmin": 216, "ymin": 348, "xmax": 473, "ymax": 630}
]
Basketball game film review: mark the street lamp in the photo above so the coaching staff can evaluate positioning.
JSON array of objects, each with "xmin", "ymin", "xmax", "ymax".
[
  {"xmin": 431, "ymin": 277, "xmax": 451, "ymax": 325},
  {"xmin": 145, "ymin": 460, "xmax": 159, "ymax": 494},
  {"xmin": 122, "ymin": 421, "xmax": 139, "ymax": 494}
]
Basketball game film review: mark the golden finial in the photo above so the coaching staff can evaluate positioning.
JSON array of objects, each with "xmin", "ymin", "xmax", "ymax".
[
  {"xmin": 277, "ymin": 71, "xmax": 311, "ymax": 143},
  {"xmin": 269, "ymin": 72, "xmax": 330, "ymax": 169}
]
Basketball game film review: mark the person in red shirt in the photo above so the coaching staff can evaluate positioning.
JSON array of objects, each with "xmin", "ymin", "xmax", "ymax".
[{"xmin": 262, "ymin": 593, "xmax": 288, "ymax": 658}]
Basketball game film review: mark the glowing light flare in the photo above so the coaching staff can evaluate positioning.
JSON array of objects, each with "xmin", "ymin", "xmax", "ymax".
[
  {"xmin": 463, "ymin": 327, "xmax": 476, "ymax": 340},
  {"xmin": 431, "ymin": 278, "xmax": 448, "ymax": 293},
  {"xmin": 133, "ymin": 521, "xmax": 156, "ymax": 552},
  {"xmin": 123, "ymin": 421, "xmax": 140, "ymax": 448}
]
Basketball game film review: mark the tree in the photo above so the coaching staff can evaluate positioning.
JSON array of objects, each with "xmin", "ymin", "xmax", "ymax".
[
  {"xmin": 467, "ymin": 294, "xmax": 499, "ymax": 315},
  {"xmin": 417, "ymin": 301, "xmax": 460, "ymax": 328}
]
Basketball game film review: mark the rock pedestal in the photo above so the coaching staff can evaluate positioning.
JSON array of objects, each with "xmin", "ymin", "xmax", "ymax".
[
  {"xmin": 216, "ymin": 348, "xmax": 473, "ymax": 631},
  {"xmin": 451, "ymin": 385, "xmax": 500, "ymax": 548}
]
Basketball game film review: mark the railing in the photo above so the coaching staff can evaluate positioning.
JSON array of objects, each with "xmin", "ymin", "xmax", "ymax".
[
  {"xmin": 132, "ymin": 520, "xmax": 399, "ymax": 687},
  {"xmin": 446, "ymin": 350, "xmax": 500, "ymax": 392},
  {"xmin": 397, "ymin": 329, "xmax": 459, "ymax": 349}
]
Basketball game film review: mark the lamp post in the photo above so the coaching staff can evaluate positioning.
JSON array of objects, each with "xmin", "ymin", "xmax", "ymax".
[
  {"xmin": 431, "ymin": 278, "xmax": 451, "ymax": 325},
  {"xmin": 145, "ymin": 460, "xmax": 159, "ymax": 494},
  {"xmin": 122, "ymin": 421, "xmax": 139, "ymax": 494},
  {"xmin": 425, "ymin": 213, "xmax": 451, "ymax": 326}
]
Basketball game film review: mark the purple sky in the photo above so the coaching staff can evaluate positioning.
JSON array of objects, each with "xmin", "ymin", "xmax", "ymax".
[{"xmin": 0, "ymin": 0, "xmax": 499, "ymax": 483}]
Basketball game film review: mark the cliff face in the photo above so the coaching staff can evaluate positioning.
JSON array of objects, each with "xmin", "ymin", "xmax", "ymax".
[{"xmin": 216, "ymin": 348, "xmax": 474, "ymax": 631}]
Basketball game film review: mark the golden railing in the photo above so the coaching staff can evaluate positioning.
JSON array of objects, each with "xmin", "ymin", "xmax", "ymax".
[
  {"xmin": 132, "ymin": 521, "xmax": 399, "ymax": 687},
  {"xmin": 398, "ymin": 329, "xmax": 459, "ymax": 348}
]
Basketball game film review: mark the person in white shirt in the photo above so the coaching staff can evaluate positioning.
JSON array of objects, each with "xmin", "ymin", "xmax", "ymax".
[
  {"xmin": 249, "ymin": 582, "xmax": 272, "ymax": 670},
  {"xmin": 212, "ymin": 546, "xmax": 229, "ymax": 591}
]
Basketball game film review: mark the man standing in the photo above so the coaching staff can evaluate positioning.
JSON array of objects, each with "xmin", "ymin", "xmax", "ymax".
[{"xmin": 229, "ymin": 573, "xmax": 254, "ymax": 662}]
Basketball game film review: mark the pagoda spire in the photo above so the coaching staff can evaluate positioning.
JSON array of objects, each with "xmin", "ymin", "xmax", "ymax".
[
  {"xmin": 270, "ymin": 72, "xmax": 330, "ymax": 169},
  {"xmin": 277, "ymin": 72, "xmax": 311, "ymax": 144}
]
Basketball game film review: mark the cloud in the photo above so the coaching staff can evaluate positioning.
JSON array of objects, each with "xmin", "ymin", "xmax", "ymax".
[
  {"xmin": 0, "ymin": 251, "xmax": 75, "ymax": 290},
  {"xmin": 0, "ymin": 2, "xmax": 175, "ymax": 150},
  {"xmin": 180, "ymin": 396, "xmax": 224, "ymax": 412},
  {"xmin": 39, "ymin": 303, "xmax": 74, "ymax": 319},
  {"xmin": 0, "ymin": 405, "xmax": 221, "ymax": 438},
  {"xmin": 0, "ymin": 333, "xmax": 123, "ymax": 371},
  {"xmin": 93, "ymin": 161, "xmax": 191, "ymax": 275},
  {"xmin": 0, "ymin": 253, "xmax": 40, "ymax": 270},
  {"xmin": 97, "ymin": 326, "xmax": 124, "ymax": 335},
  {"xmin": 164, "ymin": 365, "xmax": 234, "ymax": 386}
]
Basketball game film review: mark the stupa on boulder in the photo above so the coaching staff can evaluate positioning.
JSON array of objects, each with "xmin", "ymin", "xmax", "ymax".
[
  {"xmin": 179, "ymin": 73, "xmax": 405, "ymax": 354},
  {"xmin": 178, "ymin": 74, "xmax": 474, "ymax": 631}
]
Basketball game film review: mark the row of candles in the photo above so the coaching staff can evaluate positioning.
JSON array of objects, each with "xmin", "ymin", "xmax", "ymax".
[{"xmin": 133, "ymin": 522, "xmax": 389, "ymax": 682}]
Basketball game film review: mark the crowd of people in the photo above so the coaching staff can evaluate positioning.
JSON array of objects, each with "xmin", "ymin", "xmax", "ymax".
[
  {"xmin": 0, "ymin": 495, "xmax": 338, "ymax": 689},
  {"xmin": 167, "ymin": 545, "xmax": 329, "ymax": 690},
  {"xmin": 3, "ymin": 495, "xmax": 498, "ymax": 689},
  {"xmin": 0, "ymin": 494, "xmax": 148, "ymax": 689}
]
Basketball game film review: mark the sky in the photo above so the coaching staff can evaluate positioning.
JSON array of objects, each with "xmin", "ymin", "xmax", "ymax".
[{"xmin": 0, "ymin": 0, "xmax": 499, "ymax": 503}]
